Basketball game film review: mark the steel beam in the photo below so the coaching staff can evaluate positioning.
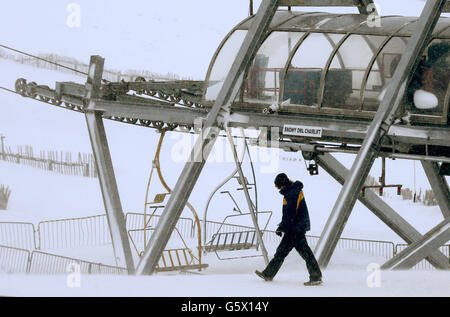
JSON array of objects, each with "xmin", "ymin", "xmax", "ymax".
[
  {"xmin": 421, "ymin": 161, "xmax": 450, "ymax": 219},
  {"xmin": 314, "ymin": 0, "xmax": 447, "ymax": 268},
  {"xmin": 135, "ymin": 0, "xmax": 280, "ymax": 275},
  {"xmin": 84, "ymin": 56, "xmax": 135, "ymax": 274},
  {"xmin": 381, "ymin": 219, "xmax": 450, "ymax": 270},
  {"xmin": 226, "ymin": 129, "xmax": 269, "ymax": 265},
  {"xmin": 315, "ymin": 152, "xmax": 449, "ymax": 269},
  {"xmin": 279, "ymin": 0, "xmax": 378, "ymax": 15},
  {"xmin": 90, "ymin": 100, "xmax": 450, "ymax": 149}
]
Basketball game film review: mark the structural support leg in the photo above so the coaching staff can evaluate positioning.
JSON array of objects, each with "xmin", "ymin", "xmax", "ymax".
[
  {"xmin": 314, "ymin": 0, "xmax": 446, "ymax": 268},
  {"xmin": 316, "ymin": 152, "xmax": 449, "ymax": 269},
  {"xmin": 421, "ymin": 161, "xmax": 450, "ymax": 219},
  {"xmin": 135, "ymin": 0, "xmax": 280, "ymax": 275},
  {"xmin": 84, "ymin": 55, "xmax": 135, "ymax": 274},
  {"xmin": 381, "ymin": 219, "xmax": 450, "ymax": 270},
  {"xmin": 227, "ymin": 129, "xmax": 269, "ymax": 265}
]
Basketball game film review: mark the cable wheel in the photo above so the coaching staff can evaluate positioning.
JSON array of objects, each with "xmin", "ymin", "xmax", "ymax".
[
  {"xmin": 152, "ymin": 121, "xmax": 164, "ymax": 129},
  {"xmin": 167, "ymin": 123, "xmax": 178, "ymax": 131},
  {"xmin": 64, "ymin": 102, "xmax": 75, "ymax": 110},
  {"xmin": 169, "ymin": 95, "xmax": 181, "ymax": 103},
  {"xmin": 139, "ymin": 119, "xmax": 152, "ymax": 127},
  {"xmin": 125, "ymin": 118, "xmax": 138, "ymax": 124},
  {"xmin": 51, "ymin": 98, "xmax": 62, "ymax": 106},
  {"xmin": 39, "ymin": 95, "xmax": 50, "ymax": 102},
  {"xmin": 157, "ymin": 91, "xmax": 170, "ymax": 100},
  {"xmin": 14, "ymin": 78, "xmax": 27, "ymax": 96},
  {"xmin": 183, "ymin": 99, "xmax": 194, "ymax": 107}
]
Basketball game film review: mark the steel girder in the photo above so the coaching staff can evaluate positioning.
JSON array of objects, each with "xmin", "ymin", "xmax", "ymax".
[
  {"xmin": 421, "ymin": 161, "xmax": 450, "ymax": 219},
  {"xmin": 381, "ymin": 219, "xmax": 450, "ymax": 270},
  {"xmin": 314, "ymin": 0, "xmax": 448, "ymax": 269},
  {"xmin": 84, "ymin": 56, "xmax": 135, "ymax": 274},
  {"xmin": 315, "ymin": 152, "xmax": 449, "ymax": 269},
  {"xmin": 279, "ymin": 0, "xmax": 375, "ymax": 12},
  {"xmin": 135, "ymin": 0, "xmax": 280, "ymax": 275},
  {"xmin": 89, "ymin": 100, "xmax": 450, "ymax": 149}
]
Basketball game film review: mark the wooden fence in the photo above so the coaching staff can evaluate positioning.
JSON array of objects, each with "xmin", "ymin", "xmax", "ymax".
[{"xmin": 1, "ymin": 144, "xmax": 97, "ymax": 178}]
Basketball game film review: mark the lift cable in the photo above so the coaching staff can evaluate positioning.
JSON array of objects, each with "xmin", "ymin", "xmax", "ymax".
[{"xmin": 0, "ymin": 43, "xmax": 110, "ymax": 83}]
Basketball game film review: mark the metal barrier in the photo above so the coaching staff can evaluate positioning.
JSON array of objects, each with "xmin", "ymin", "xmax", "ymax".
[
  {"xmin": 37, "ymin": 214, "xmax": 111, "ymax": 249},
  {"xmin": 259, "ymin": 231, "xmax": 394, "ymax": 260},
  {"xmin": 0, "ymin": 245, "xmax": 30, "ymax": 273},
  {"xmin": 336, "ymin": 237, "xmax": 395, "ymax": 260},
  {"xmin": 28, "ymin": 250, "xmax": 127, "ymax": 275},
  {"xmin": 1, "ymin": 214, "xmax": 446, "ymax": 273},
  {"xmin": 0, "ymin": 222, "xmax": 36, "ymax": 250},
  {"xmin": 395, "ymin": 244, "xmax": 450, "ymax": 270}
]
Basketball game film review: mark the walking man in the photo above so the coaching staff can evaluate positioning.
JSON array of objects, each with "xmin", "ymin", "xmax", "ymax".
[{"xmin": 255, "ymin": 173, "xmax": 323, "ymax": 286}]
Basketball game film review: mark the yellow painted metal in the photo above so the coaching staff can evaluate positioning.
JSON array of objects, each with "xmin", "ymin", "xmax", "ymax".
[{"xmin": 142, "ymin": 130, "xmax": 205, "ymax": 271}]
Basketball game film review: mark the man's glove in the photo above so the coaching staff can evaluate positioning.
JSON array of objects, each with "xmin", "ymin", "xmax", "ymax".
[{"xmin": 275, "ymin": 225, "xmax": 283, "ymax": 237}]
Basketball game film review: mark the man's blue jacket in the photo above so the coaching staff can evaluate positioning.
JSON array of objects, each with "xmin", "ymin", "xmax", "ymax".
[{"xmin": 277, "ymin": 181, "xmax": 311, "ymax": 233}]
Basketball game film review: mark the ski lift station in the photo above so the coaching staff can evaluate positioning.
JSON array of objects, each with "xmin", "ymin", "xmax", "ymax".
[{"xmin": 1, "ymin": 0, "xmax": 449, "ymax": 283}]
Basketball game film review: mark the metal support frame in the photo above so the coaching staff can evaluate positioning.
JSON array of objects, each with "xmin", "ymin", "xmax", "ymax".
[
  {"xmin": 314, "ymin": 0, "xmax": 447, "ymax": 268},
  {"xmin": 135, "ymin": 0, "xmax": 280, "ymax": 275},
  {"xmin": 84, "ymin": 55, "xmax": 135, "ymax": 274},
  {"xmin": 279, "ymin": 0, "xmax": 377, "ymax": 15},
  {"xmin": 226, "ymin": 129, "xmax": 269, "ymax": 265},
  {"xmin": 315, "ymin": 152, "xmax": 449, "ymax": 269},
  {"xmin": 381, "ymin": 219, "xmax": 450, "ymax": 270},
  {"xmin": 421, "ymin": 161, "xmax": 450, "ymax": 219}
]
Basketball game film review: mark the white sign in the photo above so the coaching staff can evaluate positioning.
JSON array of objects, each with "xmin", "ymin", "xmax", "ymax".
[{"xmin": 282, "ymin": 125, "xmax": 323, "ymax": 138}]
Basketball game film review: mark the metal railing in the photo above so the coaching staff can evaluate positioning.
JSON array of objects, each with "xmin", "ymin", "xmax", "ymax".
[
  {"xmin": 37, "ymin": 214, "xmax": 111, "ymax": 250},
  {"xmin": 0, "ymin": 213, "xmax": 447, "ymax": 273},
  {"xmin": 0, "ymin": 245, "xmax": 30, "ymax": 273},
  {"xmin": 395, "ymin": 244, "xmax": 450, "ymax": 270},
  {"xmin": 28, "ymin": 250, "xmax": 126, "ymax": 275},
  {"xmin": 260, "ymin": 231, "xmax": 395, "ymax": 260},
  {"xmin": 0, "ymin": 222, "xmax": 37, "ymax": 250}
]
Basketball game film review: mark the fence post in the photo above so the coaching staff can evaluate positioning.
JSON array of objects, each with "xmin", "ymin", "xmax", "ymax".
[{"xmin": 0, "ymin": 134, "xmax": 5, "ymax": 160}]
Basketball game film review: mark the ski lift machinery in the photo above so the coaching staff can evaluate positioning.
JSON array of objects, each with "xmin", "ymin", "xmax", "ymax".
[{"xmin": 7, "ymin": 0, "xmax": 450, "ymax": 274}]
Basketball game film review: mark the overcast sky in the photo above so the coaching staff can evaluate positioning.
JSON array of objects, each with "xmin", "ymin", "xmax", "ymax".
[{"xmin": 2, "ymin": 0, "xmax": 447, "ymax": 79}]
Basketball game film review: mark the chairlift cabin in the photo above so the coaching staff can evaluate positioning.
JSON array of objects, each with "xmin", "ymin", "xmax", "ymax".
[{"xmin": 204, "ymin": 11, "xmax": 450, "ymax": 126}]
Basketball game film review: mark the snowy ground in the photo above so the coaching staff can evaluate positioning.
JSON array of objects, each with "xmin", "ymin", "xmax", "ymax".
[{"xmin": 1, "ymin": 250, "xmax": 449, "ymax": 297}]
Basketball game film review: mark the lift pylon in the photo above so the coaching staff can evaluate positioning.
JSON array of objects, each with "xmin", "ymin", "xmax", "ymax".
[
  {"xmin": 84, "ymin": 56, "xmax": 135, "ymax": 274},
  {"xmin": 314, "ymin": 0, "xmax": 448, "ymax": 269}
]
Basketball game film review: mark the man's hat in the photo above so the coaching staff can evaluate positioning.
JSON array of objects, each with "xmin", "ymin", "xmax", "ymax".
[{"xmin": 274, "ymin": 173, "xmax": 290, "ymax": 188}]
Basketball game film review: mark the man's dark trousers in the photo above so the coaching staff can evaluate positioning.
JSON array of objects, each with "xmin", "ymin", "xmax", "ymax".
[{"xmin": 262, "ymin": 232, "xmax": 322, "ymax": 281}]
